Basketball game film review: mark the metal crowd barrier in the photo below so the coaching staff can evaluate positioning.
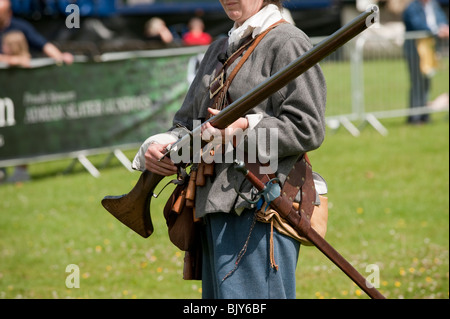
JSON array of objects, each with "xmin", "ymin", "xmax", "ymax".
[
  {"xmin": 1, "ymin": 32, "xmax": 449, "ymax": 177},
  {"xmin": 312, "ymin": 31, "xmax": 449, "ymax": 136},
  {"xmin": 0, "ymin": 46, "xmax": 208, "ymax": 176}
]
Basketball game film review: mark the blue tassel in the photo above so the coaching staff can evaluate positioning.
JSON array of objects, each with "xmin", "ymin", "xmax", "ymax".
[{"xmin": 256, "ymin": 197, "xmax": 264, "ymax": 210}]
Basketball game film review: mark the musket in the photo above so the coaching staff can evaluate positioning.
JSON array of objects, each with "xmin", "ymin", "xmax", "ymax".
[
  {"xmin": 233, "ymin": 160, "xmax": 386, "ymax": 299},
  {"xmin": 101, "ymin": 7, "xmax": 379, "ymax": 239}
]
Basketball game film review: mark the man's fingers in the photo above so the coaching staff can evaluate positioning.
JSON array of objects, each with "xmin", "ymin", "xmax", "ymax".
[
  {"xmin": 207, "ymin": 108, "xmax": 220, "ymax": 116},
  {"xmin": 145, "ymin": 143, "xmax": 178, "ymax": 176}
]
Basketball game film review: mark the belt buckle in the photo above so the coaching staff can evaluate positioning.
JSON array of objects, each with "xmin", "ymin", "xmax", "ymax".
[{"xmin": 209, "ymin": 71, "xmax": 224, "ymax": 99}]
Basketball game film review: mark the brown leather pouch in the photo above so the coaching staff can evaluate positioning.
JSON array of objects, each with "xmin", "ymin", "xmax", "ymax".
[
  {"xmin": 164, "ymin": 181, "xmax": 203, "ymax": 280},
  {"xmin": 163, "ymin": 182, "xmax": 200, "ymax": 251}
]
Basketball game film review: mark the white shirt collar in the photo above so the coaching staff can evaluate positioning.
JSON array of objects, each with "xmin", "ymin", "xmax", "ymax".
[{"xmin": 228, "ymin": 4, "xmax": 283, "ymax": 46}]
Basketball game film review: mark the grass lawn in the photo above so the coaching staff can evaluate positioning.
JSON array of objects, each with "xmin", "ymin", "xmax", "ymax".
[{"xmin": 0, "ymin": 113, "xmax": 448, "ymax": 299}]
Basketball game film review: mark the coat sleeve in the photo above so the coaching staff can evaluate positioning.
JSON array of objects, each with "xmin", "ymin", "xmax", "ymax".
[
  {"xmin": 403, "ymin": 4, "xmax": 430, "ymax": 32},
  {"xmin": 434, "ymin": 1, "xmax": 449, "ymax": 27},
  {"xmin": 249, "ymin": 33, "xmax": 327, "ymax": 162},
  {"xmin": 171, "ymin": 39, "xmax": 226, "ymax": 130}
]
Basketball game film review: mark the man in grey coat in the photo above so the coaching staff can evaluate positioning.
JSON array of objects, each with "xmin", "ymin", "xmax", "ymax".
[{"xmin": 133, "ymin": 0, "xmax": 326, "ymax": 299}]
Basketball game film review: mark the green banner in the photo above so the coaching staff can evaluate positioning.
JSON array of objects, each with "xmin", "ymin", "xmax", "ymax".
[{"xmin": 0, "ymin": 48, "xmax": 205, "ymax": 166}]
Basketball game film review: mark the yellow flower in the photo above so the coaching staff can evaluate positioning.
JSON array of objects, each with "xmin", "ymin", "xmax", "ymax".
[
  {"xmin": 394, "ymin": 281, "xmax": 401, "ymax": 287},
  {"xmin": 95, "ymin": 245, "xmax": 102, "ymax": 253}
]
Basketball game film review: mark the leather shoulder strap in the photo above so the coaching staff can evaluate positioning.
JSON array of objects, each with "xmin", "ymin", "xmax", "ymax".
[
  {"xmin": 209, "ymin": 19, "xmax": 287, "ymax": 112},
  {"xmin": 227, "ymin": 20, "xmax": 288, "ymax": 85}
]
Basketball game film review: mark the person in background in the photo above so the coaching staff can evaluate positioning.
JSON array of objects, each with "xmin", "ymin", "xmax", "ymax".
[
  {"xmin": 0, "ymin": 30, "xmax": 31, "ymax": 67},
  {"xmin": 0, "ymin": 29, "xmax": 30, "ymax": 181},
  {"xmin": 144, "ymin": 17, "xmax": 174, "ymax": 45},
  {"xmin": 0, "ymin": 0, "xmax": 74, "ymax": 183},
  {"xmin": 402, "ymin": 0, "xmax": 449, "ymax": 124},
  {"xmin": 182, "ymin": 17, "xmax": 212, "ymax": 46},
  {"xmin": 0, "ymin": 0, "xmax": 73, "ymax": 65}
]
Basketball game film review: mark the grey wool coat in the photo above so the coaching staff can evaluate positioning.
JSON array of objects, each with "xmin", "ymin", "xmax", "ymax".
[{"xmin": 171, "ymin": 22, "xmax": 327, "ymax": 218}]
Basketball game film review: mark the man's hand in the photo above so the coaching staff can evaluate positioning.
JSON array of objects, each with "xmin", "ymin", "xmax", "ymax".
[
  {"xmin": 43, "ymin": 43, "xmax": 74, "ymax": 65},
  {"xmin": 144, "ymin": 143, "xmax": 178, "ymax": 176},
  {"xmin": 201, "ymin": 108, "xmax": 249, "ymax": 145},
  {"xmin": 438, "ymin": 25, "xmax": 449, "ymax": 39}
]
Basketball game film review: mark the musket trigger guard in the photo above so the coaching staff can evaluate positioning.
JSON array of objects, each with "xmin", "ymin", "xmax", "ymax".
[{"xmin": 235, "ymin": 177, "xmax": 281, "ymax": 205}]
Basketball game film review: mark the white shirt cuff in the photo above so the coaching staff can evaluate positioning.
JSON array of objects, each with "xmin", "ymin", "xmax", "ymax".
[{"xmin": 131, "ymin": 133, "xmax": 178, "ymax": 171}]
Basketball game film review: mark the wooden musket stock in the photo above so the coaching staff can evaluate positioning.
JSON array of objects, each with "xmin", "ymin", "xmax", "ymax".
[{"xmin": 101, "ymin": 8, "xmax": 379, "ymax": 239}]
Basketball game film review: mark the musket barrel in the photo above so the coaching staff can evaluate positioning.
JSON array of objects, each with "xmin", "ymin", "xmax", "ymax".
[{"xmin": 166, "ymin": 7, "xmax": 377, "ymax": 158}]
